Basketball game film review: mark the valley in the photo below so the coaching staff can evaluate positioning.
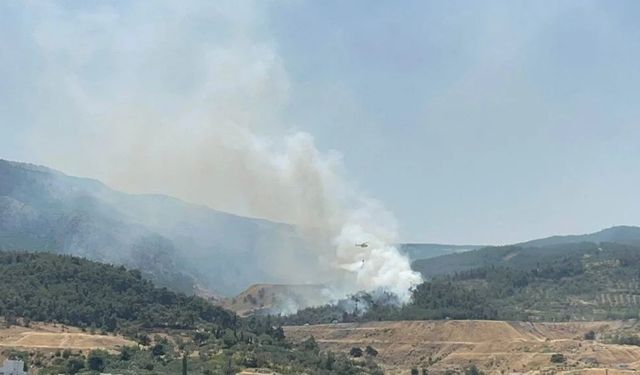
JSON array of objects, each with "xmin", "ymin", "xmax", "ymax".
[
  {"xmin": 2, "ymin": 1, "xmax": 638, "ymax": 373},
  {"xmin": 4, "ymin": 161, "xmax": 640, "ymax": 374}
]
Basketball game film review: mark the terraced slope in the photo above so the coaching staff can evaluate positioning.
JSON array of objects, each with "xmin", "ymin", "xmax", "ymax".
[
  {"xmin": 285, "ymin": 320, "xmax": 640, "ymax": 374},
  {"xmin": 0, "ymin": 323, "xmax": 134, "ymax": 350}
]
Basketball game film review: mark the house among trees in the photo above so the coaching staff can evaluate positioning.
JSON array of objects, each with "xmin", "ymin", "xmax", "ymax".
[{"xmin": 0, "ymin": 359, "xmax": 26, "ymax": 375}]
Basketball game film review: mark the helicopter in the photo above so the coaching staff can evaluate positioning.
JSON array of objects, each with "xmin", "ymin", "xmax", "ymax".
[{"xmin": 355, "ymin": 242, "xmax": 369, "ymax": 248}]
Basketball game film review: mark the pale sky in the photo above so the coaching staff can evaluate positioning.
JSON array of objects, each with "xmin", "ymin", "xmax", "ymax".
[{"xmin": 1, "ymin": 1, "xmax": 639, "ymax": 244}]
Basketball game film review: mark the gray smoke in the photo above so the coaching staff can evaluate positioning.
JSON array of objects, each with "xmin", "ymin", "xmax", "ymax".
[{"xmin": 16, "ymin": 0, "xmax": 422, "ymax": 302}]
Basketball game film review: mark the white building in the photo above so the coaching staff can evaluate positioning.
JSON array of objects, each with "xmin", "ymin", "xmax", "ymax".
[{"xmin": 0, "ymin": 359, "xmax": 26, "ymax": 375}]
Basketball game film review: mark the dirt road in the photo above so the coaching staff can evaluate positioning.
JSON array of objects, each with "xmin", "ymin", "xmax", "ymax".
[{"xmin": 284, "ymin": 320, "xmax": 640, "ymax": 374}]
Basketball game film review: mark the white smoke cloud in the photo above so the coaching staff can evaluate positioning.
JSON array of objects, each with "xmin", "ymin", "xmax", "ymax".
[{"xmin": 11, "ymin": 0, "xmax": 422, "ymax": 302}]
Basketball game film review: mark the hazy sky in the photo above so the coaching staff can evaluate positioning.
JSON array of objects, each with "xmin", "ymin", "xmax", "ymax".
[{"xmin": 1, "ymin": 1, "xmax": 639, "ymax": 244}]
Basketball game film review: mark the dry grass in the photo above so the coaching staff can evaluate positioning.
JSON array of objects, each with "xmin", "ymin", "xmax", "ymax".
[
  {"xmin": 0, "ymin": 322, "xmax": 134, "ymax": 350},
  {"xmin": 285, "ymin": 320, "xmax": 640, "ymax": 375}
]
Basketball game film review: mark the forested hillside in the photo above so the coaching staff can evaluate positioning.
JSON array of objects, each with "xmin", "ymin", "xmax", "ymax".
[
  {"xmin": 411, "ymin": 226, "xmax": 640, "ymax": 279},
  {"xmin": 0, "ymin": 251, "xmax": 382, "ymax": 374},
  {"xmin": 0, "ymin": 251, "xmax": 234, "ymax": 331},
  {"xmin": 399, "ymin": 243, "xmax": 482, "ymax": 261},
  {"xmin": 283, "ymin": 242, "xmax": 640, "ymax": 325},
  {"xmin": 0, "ymin": 159, "xmax": 306, "ymax": 295}
]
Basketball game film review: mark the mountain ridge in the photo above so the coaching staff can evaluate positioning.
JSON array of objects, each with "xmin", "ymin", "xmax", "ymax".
[
  {"xmin": 412, "ymin": 225, "xmax": 640, "ymax": 279},
  {"xmin": 0, "ymin": 158, "xmax": 305, "ymax": 295},
  {"xmin": 516, "ymin": 225, "xmax": 640, "ymax": 248}
]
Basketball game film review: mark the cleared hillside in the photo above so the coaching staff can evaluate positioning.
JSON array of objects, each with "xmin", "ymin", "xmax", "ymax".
[
  {"xmin": 222, "ymin": 283, "xmax": 329, "ymax": 316},
  {"xmin": 285, "ymin": 320, "xmax": 640, "ymax": 374},
  {"xmin": 0, "ymin": 323, "xmax": 134, "ymax": 350}
]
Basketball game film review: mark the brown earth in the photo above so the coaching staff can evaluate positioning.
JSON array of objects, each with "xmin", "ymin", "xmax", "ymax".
[
  {"xmin": 222, "ymin": 283, "xmax": 328, "ymax": 316},
  {"xmin": 0, "ymin": 322, "xmax": 135, "ymax": 351},
  {"xmin": 284, "ymin": 320, "xmax": 640, "ymax": 374}
]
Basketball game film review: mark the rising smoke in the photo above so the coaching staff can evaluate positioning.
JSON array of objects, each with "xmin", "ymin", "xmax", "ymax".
[{"xmin": 10, "ymin": 1, "xmax": 422, "ymax": 302}]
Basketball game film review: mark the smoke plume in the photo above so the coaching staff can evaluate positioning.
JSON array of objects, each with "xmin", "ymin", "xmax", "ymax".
[{"xmin": 9, "ymin": 1, "xmax": 422, "ymax": 302}]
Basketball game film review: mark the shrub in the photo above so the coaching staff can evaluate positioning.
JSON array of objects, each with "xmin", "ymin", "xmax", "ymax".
[
  {"xmin": 365, "ymin": 345, "xmax": 378, "ymax": 357},
  {"xmin": 349, "ymin": 347, "xmax": 363, "ymax": 358},
  {"xmin": 584, "ymin": 330, "xmax": 596, "ymax": 340},
  {"xmin": 152, "ymin": 343, "xmax": 166, "ymax": 356},
  {"xmin": 87, "ymin": 350, "xmax": 107, "ymax": 372},
  {"xmin": 302, "ymin": 336, "xmax": 318, "ymax": 351},
  {"xmin": 613, "ymin": 334, "xmax": 640, "ymax": 346},
  {"xmin": 465, "ymin": 364, "xmax": 486, "ymax": 375},
  {"xmin": 550, "ymin": 353, "xmax": 566, "ymax": 363},
  {"xmin": 243, "ymin": 355, "xmax": 258, "ymax": 368},
  {"xmin": 66, "ymin": 358, "xmax": 85, "ymax": 374},
  {"xmin": 120, "ymin": 346, "xmax": 136, "ymax": 361}
]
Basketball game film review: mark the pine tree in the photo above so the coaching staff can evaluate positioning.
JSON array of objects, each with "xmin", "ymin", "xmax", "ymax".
[{"xmin": 182, "ymin": 352, "xmax": 188, "ymax": 375}]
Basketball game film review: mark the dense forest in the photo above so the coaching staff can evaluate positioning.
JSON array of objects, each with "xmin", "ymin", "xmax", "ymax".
[
  {"xmin": 282, "ymin": 242, "xmax": 640, "ymax": 325},
  {"xmin": 0, "ymin": 251, "xmax": 382, "ymax": 374},
  {"xmin": 0, "ymin": 251, "xmax": 233, "ymax": 331}
]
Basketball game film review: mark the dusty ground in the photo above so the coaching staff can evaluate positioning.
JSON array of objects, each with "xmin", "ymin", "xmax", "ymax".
[
  {"xmin": 284, "ymin": 320, "xmax": 640, "ymax": 374},
  {"xmin": 0, "ymin": 322, "xmax": 134, "ymax": 350},
  {"xmin": 222, "ymin": 283, "xmax": 328, "ymax": 316}
]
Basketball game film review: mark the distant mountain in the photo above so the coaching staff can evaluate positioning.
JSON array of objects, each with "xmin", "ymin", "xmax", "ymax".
[
  {"xmin": 399, "ymin": 243, "xmax": 483, "ymax": 261},
  {"xmin": 412, "ymin": 225, "xmax": 640, "ymax": 279},
  {"xmin": 517, "ymin": 226, "xmax": 640, "ymax": 248},
  {"xmin": 0, "ymin": 159, "xmax": 306, "ymax": 295}
]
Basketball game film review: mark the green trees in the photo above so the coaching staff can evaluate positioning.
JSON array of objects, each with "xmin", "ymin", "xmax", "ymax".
[
  {"xmin": 349, "ymin": 347, "xmax": 364, "ymax": 357},
  {"xmin": 222, "ymin": 330, "xmax": 238, "ymax": 348},
  {"xmin": 324, "ymin": 351, "xmax": 335, "ymax": 371},
  {"xmin": 611, "ymin": 334, "xmax": 640, "ymax": 346},
  {"xmin": 0, "ymin": 251, "xmax": 235, "ymax": 331},
  {"xmin": 0, "ymin": 250, "xmax": 385, "ymax": 375},
  {"xmin": 302, "ymin": 336, "xmax": 319, "ymax": 351},
  {"xmin": 66, "ymin": 358, "xmax": 84, "ymax": 374},
  {"xmin": 465, "ymin": 365, "xmax": 485, "ymax": 375},
  {"xmin": 152, "ymin": 343, "xmax": 167, "ymax": 357},
  {"xmin": 365, "ymin": 345, "xmax": 378, "ymax": 357},
  {"xmin": 87, "ymin": 350, "xmax": 107, "ymax": 372},
  {"xmin": 182, "ymin": 352, "xmax": 188, "ymax": 375},
  {"xmin": 283, "ymin": 242, "xmax": 640, "ymax": 324},
  {"xmin": 119, "ymin": 346, "xmax": 136, "ymax": 361},
  {"xmin": 273, "ymin": 326, "xmax": 286, "ymax": 341}
]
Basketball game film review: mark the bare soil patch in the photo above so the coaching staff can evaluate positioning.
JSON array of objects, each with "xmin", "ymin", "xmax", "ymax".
[
  {"xmin": 0, "ymin": 322, "xmax": 134, "ymax": 350},
  {"xmin": 284, "ymin": 320, "xmax": 640, "ymax": 374}
]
